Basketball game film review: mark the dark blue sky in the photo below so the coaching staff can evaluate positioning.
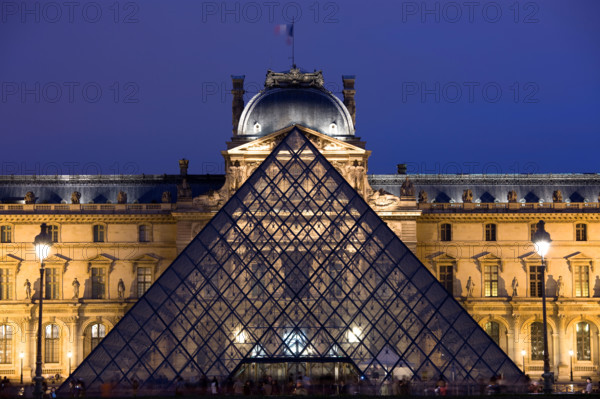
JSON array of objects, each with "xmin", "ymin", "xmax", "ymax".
[{"xmin": 1, "ymin": 0, "xmax": 599, "ymax": 175}]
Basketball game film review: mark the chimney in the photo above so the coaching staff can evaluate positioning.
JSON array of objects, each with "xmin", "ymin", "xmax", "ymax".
[
  {"xmin": 231, "ymin": 75, "xmax": 245, "ymax": 136},
  {"xmin": 342, "ymin": 75, "xmax": 356, "ymax": 126},
  {"xmin": 397, "ymin": 164, "xmax": 407, "ymax": 174},
  {"xmin": 179, "ymin": 158, "xmax": 189, "ymax": 176}
]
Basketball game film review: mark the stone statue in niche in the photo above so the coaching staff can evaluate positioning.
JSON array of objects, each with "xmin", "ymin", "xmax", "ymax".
[
  {"xmin": 557, "ymin": 275, "xmax": 564, "ymax": 297},
  {"xmin": 552, "ymin": 190, "xmax": 563, "ymax": 203},
  {"xmin": 117, "ymin": 191, "xmax": 127, "ymax": 204},
  {"xmin": 71, "ymin": 191, "xmax": 81, "ymax": 204},
  {"xmin": 507, "ymin": 190, "xmax": 517, "ymax": 203},
  {"xmin": 24, "ymin": 191, "xmax": 36, "ymax": 204},
  {"xmin": 400, "ymin": 176, "xmax": 415, "ymax": 197},
  {"xmin": 466, "ymin": 276, "xmax": 475, "ymax": 297},
  {"xmin": 511, "ymin": 277, "xmax": 519, "ymax": 297},
  {"xmin": 118, "ymin": 278, "xmax": 126, "ymax": 299},
  {"xmin": 161, "ymin": 191, "xmax": 172, "ymax": 203},
  {"xmin": 418, "ymin": 190, "xmax": 428, "ymax": 204},
  {"xmin": 72, "ymin": 278, "xmax": 80, "ymax": 299},
  {"xmin": 462, "ymin": 189, "xmax": 473, "ymax": 203},
  {"xmin": 345, "ymin": 160, "xmax": 365, "ymax": 193},
  {"xmin": 24, "ymin": 279, "xmax": 31, "ymax": 299},
  {"xmin": 229, "ymin": 161, "xmax": 245, "ymax": 192}
]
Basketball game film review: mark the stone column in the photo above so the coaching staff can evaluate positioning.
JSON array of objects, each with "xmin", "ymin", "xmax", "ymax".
[{"xmin": 557, "ymin": 315, "xmax": 569, "ymax": 380}]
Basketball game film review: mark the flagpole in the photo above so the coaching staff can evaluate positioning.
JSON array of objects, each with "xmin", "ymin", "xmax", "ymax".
[{"xmin": 292, "ymin": 19, "xmax": 295, "ymax": 68}]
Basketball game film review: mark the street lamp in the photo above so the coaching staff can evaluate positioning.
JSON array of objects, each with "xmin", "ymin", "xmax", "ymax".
[
  {"xmin": 67, "ymin": 351, "xmax": 72, "ymax": 376},
  {"xmin": 33, "ymin": 223, "xmax": 53, "ymax": 399},
  {"xmin": 532, "ymin": 220, "xmax": 552, "ymax": 394},
  {"xmin": 569, "ymin": 350, "xmax": 574, "ymax": 382},
  {"xmin": 19, "ymin": 351, "xmax": 24, "ymax": 384},
  {"xmin": 521, "ymin": 349, "xmax": 526, "ymax": 372}
]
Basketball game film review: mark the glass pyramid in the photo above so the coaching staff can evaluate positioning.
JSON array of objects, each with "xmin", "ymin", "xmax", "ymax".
[{"xmin": 59, "ymin": 128, "xmax": 523, "ymax": 395}]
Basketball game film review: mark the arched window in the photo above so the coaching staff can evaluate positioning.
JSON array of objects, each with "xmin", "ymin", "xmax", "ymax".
[
  {"xmin": 440, "ymin": 224, "xmax": 452, "ymax": 241},
  {"xmin": 485, "ymin": 321, "xmax": 500, "ymax": 346},
  {"xmin": 84, "ymin": 323, "xmax": 107, "ymax": 357},
  {"xmin": 0, "ymin": 226, "xmax": 12, "ymax": 243},
  {"xmin": 93, "ymin": 225, "xmax": 105, "ymax": 243},
  {"xmin": 139, "ymin": 225, "xmax": 152, "ymax": 242},
  {"xmin": 530, "ymin": 322, "xmax": 544, "ymax": 361},
  {"xmin": 576, "ymin": 322, "xmax": 591, "ymax": 361},
  {"xmin": 44, "ymin": 324, "xmax": 60, "ymax": 363},
  {"xmin": 0, "ymin": 325, "xmax": 13, "ymax": 364},
  {"xmin": 485, "ymin": 223, "xmax": 497, "ymax": 241},
  {"xmin": 576, "ymin": 223, "xmax": 588, "ymax": 241}
]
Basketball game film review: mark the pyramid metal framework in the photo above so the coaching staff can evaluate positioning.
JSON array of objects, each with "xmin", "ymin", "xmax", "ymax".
[{"xmin": 60, "ymin": 128, "xmax": 523, "ymax": 394}]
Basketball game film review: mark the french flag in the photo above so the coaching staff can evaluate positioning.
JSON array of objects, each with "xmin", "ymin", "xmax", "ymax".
[{"xmin": 274, "ymin": 24, "xmax": 294, "ymax": 45}]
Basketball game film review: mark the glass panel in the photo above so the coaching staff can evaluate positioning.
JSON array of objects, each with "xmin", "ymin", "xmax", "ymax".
[
  {"xmin": 45, "ymin": 268, "xmax": 60, "ymax": 300},
  {"xmin": 577, "ymin": 322, "xmax": 591, "ymax": 361},
  {"xmin": 529, "ymin": 266, "xmax": 542, "ymax": 297},
  {"xmin": 0, "ymin": 269, "xmax": 13, "ymax": 300},
  {"xmin": 0, "ymin": 325, "xmax": 13, "ymax": 364},
  {"xmin": 530, "ymin": 322, "xmax": 544, "ymax": 361}
]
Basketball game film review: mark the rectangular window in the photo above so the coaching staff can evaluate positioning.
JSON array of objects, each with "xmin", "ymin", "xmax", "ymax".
[
  {"xmin": 485, "ymin": 224, "xmax": 497, "ymax": 241},
  {"xmin": 45, "ymin": 268, "xmax": 60, "ymax": 300},
  {"xmin": 529, "ymin": 266, "xmax": 543, "ymax": 297},
  {"xmin": 0, "ymin": 226, "xmax": 11, "ymax": 243},
  {"xmin": 0, "ymin": 269, "xmax": 13, "ymax": 300},
  {"xmin": 440, "ymin": 224, "xmax": 452, "ymax": 241},
  {"xmin": 139, "ymin": 225, "xmax": 151, "ymax": 242},
  {"xmin": 439, "ymin": 265, "xmax": 453, "ymax": 295},
  {"xmin": 575, "ymin": 265, "xmax": 589, "ymax": 297},
  {"xmin": 0, "ymin": 325, "xmax": 13, "ymax": 364},
  {"xmin": 531, "ymin": 323, "xmax": 544, "ymax": 361},
  {"xmin": 484, "ymin": 265, "xmax": 498, "ymax": 297},
  {"xmin": 48, "ymin": 225, "xmax": 59, "ymax": 242},
  {"xmin": 577, "ymin": 322, "xmax": 591, "ymax": 361},
  {"xmin": 576, "ymin": 224, "xmax": 587, "ymax": 241},
  {"xmin": 93, "ymin": 225, "xmax": 105, "ymax": 243},
  {"xmin": 137, "ymin": 267, "xmax": 152, "ymax": 297},
  {"xmin": 91, "ymin": 267, "xmax": 106, "ymax": 299},
  {"xmin": 44, "ymin": 325, "xmax": 59, "ymax": 363}
]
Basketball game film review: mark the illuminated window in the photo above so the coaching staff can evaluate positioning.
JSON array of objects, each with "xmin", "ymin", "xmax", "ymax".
[
  {"xmin": 440, "ymin": 224, "xmax": 452, "ymax": 241},
  {"xmin": 137, "ymin": 267, "xmax": 152, "ymax": 297},
  {"xmin": 484, "ymin": 265, "xmax": 498, "ymax": 297},
  {"xmin": 93, "ymin": 225, "xmax": 105, "ymax": 243},
  {"xmin": 439, "ymin": 265, "xmax": 453, "ymax": 295},
  {"xmin": 0, "ymin": 325, "xmax": 13, "ymax": 364},
  {"xmin": 0, "ymin": 226, "xmax": 11, "ymax": 243},
  {"xmin": 283, "ymin": 330, "xmax": 309, "ymax": 356},
  {"xmin": 575, "ymin": 265, "xmax": 590, "ymax": 297},
  {"xmin": 139, "ymin": 225, "xmax": 152, "ymax": 242},
  {"xmin": 48, "ymin": 224, "xmax": 59, "ymax": 243},
  {"xmin": 576, "ymin": 322, "xmax": 591, "ymax": 361},
  {"xmin": 530, "ymin": 223, "xmax": 536, "ymax": 241},
  {"xmin": 529, "ymin": 266, "xmax": 542, "ymax": 297},
  {"xmin": 0, "ymin": 269, "xmax": 13, "ymax": 300},
  {"xmin": 485, "ymin": 223, "xmax": 497, "ymax": 241},
  {"xmin": 44, "ymin": 324, "xmax": 60, "ymax": 363},
  {"xmin": 485, "ymin": 321, "xmax": 500, "ymax": 346},
  {"xmin": 576, "ymin": 223, "xmax": 587, "ymax": 241},
  {"xmin": 530, "ymin": 322, "xmax": 544, "ymax": 361},
  {"xmin": 45, "ymin": 268, "xmax": 60, "ymax": 300},
  {"xmin": 91, "ymin": 267, "xmax": 106, "ymax": 299},
  {"xmin": 84, "ymin": 323, "xmax": 106, "ymax": 357}
]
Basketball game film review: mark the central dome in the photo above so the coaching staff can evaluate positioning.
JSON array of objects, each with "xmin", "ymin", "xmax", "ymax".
[{"xmin": 237, "ymin": 69, "xmax": 355, "ymax": 138}]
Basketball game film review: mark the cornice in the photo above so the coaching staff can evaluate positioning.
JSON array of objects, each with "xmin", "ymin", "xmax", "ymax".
[
  {"xmin": 417, "ymin": 213, "xmax": 600, "ymax": 222},
  {"xmin": 0, "ymin": 214, "xmax": 177, "ymax": 223}
]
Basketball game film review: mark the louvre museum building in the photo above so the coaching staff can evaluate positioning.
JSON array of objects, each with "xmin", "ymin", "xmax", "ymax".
[{"xmin": 1, "ymin": 68, "xmax": 599, "ymax": 395}]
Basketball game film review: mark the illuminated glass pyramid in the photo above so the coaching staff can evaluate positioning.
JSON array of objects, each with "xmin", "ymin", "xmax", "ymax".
[{"xmin": 60, "ymin": 128, "xmax": 523, "ymax": 394}]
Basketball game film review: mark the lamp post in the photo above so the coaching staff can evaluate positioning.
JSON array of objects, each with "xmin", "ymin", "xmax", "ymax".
[
  {"xmin": 521, "ymin": 349, "xmax": 526, "ymax": 372},
  {"xmin": 19, "ymin": 351, "xmax": 24, "ymax": 384},
  {"xmin": 33, "ymin": 223, "xmax": 53, "ymax": 399},
  {"xmin": 67, "ymin": 351, "xmax": 72, "ymax": 376},
  {"xmin": 569, "ymin": 350, "xmax": 574, "ymax": 382},
  {"xmin": 532, "ymin": 220, "xmax": 552, "ymax": 394}
]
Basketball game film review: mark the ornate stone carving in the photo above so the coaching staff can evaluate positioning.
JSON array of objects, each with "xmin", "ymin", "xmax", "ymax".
[
  {"xmin": 71, "ymin": 191, "xmax": 81, "ymax": 204},
  {"xmin": 265, "ymin": 68, "xmax": 324, "ymax": 89},
  {"xmin": 229, "ymin": 161, "xmax": 246, "ymax": 192},
  {"xmin": 466, "ymin": 276, "xmax": 475, "ymax": 297},
  {"xmin": 24, "ymin": 279, "xmax": 31, "ymax": 299},
  {"xmin": 557, "ymin": 275, "xmax": 564, "ymax": 297},
  {"xmin": 345, "ymin": 160, "xmax": 365, "ymax": 193},
  {"xmin": 553, "ymin": 190, "xmax": 563, "ymax": 203},
  {"xmin": 118, "ymin": 278, "xmax": 126, "ymax": 299},
  {"xmin": 511, "ymin": 277, "xmax": 518, "ymax": 297},
  {"xmin": 400, "ymin": 176, "xmax": 415, "ymax": 197},
  {"xmin": 24, "ymin": 191, "xmax": 35, "ymax": 204},
  {"xmin": 368, "ymin": 189, "xmax": 400, "ymax": 210},
  {"xmin": 462, "ymin": 189, "xmax": 473, "ymax": 203},
  {"xmin": 177, "ymin": 178, "xmax": 192, "ymax": 200},
  {"xmin": 193, "ymin": 190, "xmax": 224, "ymax": 210},
  {"xmin": 179, "ymin": 159, "xmax": 189, "ymax": 176},
  {"xmin": 117, "ymin": 191, "xmax": 127, "ymax": 204},
  {"xmin": 507, "ymin": 190, "xmax": 517, "ymax": 203},
  {"xmin": 418, "ymin": 190, "xmax": 428, "ymax": 203},
  {"xmin": 162, "ymin": 191, "xmax": 172, "ymax": 203}
]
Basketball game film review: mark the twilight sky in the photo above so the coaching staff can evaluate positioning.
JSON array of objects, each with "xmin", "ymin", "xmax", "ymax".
[{"xmin": 1, "ymin": 0, "xmax": 599, "ymax": 176}]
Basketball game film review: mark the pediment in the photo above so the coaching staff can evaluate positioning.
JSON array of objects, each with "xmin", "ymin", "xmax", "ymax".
[
  {"xmin": 87, "ymin": 254, "xmax": 116, "ymax": 263},
  {"xmin": 129, "ymin": 254, "xmax": 160, "ymax": 263},
  {"xmin": 564, "ymin": 252, "xmax": 594, "ymax": 272},
  {"xmin": 45, "ymin": 254, "xmax": 70, "ymax": 264},
  {"xmin": 473, "ymin": 252, "xmax": 501, "ymax": 262},
  {"xmin": 0, "ymin": 254, "xmax": 22, "ymax": 264},
  {"xmin": 227, "ymin": 125, "xmax": 366, "ymax": 156},
  {"xmin": 519, "ymin": 251, "xmax": 542, "ymax": 262},
  {"xmin": 428, "ymin": 252, "xmax": 457, "ymax": 262}
]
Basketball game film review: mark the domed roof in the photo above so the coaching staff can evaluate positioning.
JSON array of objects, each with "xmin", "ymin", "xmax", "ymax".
[{"xmin": 237, "ymin": 69, "xmax": 355, "ymax": 138}]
